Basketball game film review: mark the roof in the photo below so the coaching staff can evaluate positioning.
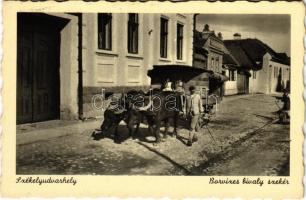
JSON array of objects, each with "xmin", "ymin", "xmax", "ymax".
[
  {"xmin": 194, "ymin": 30, "xmax": 222, "ymax": 49},
  {"xmin": 194, "ymin": 46, "xmax": 208, "ymax": 56},
  {"xmin": 194, "ymin": 30, "xmax": 206, "ymax": 48},
  {"xmin": 222, "ymin": 46, "xmax": 240, "ymax": 67},
  {"xmin": 148, "ymin": 65, "xmax": 210, "ymax": 83},
  {"xmin": 224, "ymin": 38, "xmax": 290, "ymax": 70}
]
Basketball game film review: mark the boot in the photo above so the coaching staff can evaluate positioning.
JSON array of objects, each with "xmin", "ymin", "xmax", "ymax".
[
  {"xmin": 187, "ymin": 139, "xmax": 192, "ymax": 147},
  {"xmin": 187, "ymin": 131, "xmax": 194, "ymax": 147},
  {"xmin": 192, "ymin": 135, "xmax": 198, "ymax": 142}
]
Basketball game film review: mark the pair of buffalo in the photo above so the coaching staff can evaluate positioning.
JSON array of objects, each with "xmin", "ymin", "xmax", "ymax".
[{"xmin": 92, "ymin": 89, "xmax": 182, "ymax": 144}]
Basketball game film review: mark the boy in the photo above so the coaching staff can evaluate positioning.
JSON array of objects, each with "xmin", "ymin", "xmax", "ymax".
[{"xmin": 186, "ymin": 85, "xmax": 204, "ymax": 146}]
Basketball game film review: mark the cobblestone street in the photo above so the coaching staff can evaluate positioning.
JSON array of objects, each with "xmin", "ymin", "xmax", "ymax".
[{"xmin": 17, "ymin": 94, "xmax": 289, "ymax": 175}]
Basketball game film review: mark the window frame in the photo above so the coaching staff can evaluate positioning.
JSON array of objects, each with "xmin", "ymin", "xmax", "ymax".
[
  {"xmin": 127, "ymin": 13, "xmax": 139, "ymax": 54},
  {"xmin": 97, "ymin": 13, "xmax": 112, "ymax": 51},
  {"xmin": 229, "ymin": 69, "xmax": 236, "ymax": 81},
  {"xmin": 215, "ymin": 57, "xmax": 219, "ymax": 72},
  {"xmin": 176, "ymin": 23, "xmax": 184, "ymax": 60},
  {"xmin": 211, "ymin": 57, "xmax": 215, "ymax": 71},
  {"xmin": 160, "ymin": 17, "xmax": 168, "ymax": 58}
]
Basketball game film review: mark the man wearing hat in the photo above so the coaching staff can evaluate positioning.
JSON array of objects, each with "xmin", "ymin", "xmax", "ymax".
[
  {"xmin": 280, "ymin": 89, "xmax": 290, "ymax": 123},
  {"xmin": 186, "ymin": 85, "xmax": 203, "ymax": 146}
]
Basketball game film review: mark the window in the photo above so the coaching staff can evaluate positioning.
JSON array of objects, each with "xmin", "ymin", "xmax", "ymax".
[
  {"xmin": 211, "ymin": 58, "xmax": 214, "ymax": 71},
  {"xmin": 253, "ymin": 71, "xmax": 257, "ymax": 79},
  {"xmin": 98, "ymin": 13, "xmax": 112, "ymax": 50},
  {"xmin": 215, "ymin": 58, "xmax": 219, "ymax": 72},
  {"xmin": 229, "ymin": 70, "xmax": 235, "ymax": 81},
  {"xmin": 160, "ymin": 17, "xmax": 168, "ymax": 58},
  {"xmin": 274, "ymin": 66, "xmax": 278, "ymax": 78},
  {"xmin": 176, "ymin": 23, "xmax": 184, "ymax": 60},
  {"xmin": 128, "ymin": 14, "xmax": 139, "ymax": 54}
]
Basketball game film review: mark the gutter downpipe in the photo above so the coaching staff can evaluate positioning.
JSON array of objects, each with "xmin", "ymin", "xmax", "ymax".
[
  {"xmin": 78, "ymin": 14, "xmax": 84, "ymax": 120},
  {"xmin": 192, "ymin": 14, "xmax": 199, "ymax": 67},
  {"xmin": 72, "ymin": 13, "xmax": 84, "ymax": 120}
]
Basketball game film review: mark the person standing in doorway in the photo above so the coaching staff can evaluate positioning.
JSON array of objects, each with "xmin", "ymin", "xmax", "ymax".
[
  {"xmin": 162, "ymin": 78, "xmax": 174, "ymax": 91},
  {"xmin": 186, "ymin": 85, "xmax": 203, "ymax": 147}
]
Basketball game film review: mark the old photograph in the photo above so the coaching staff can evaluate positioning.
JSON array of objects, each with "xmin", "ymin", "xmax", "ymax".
[{"xmin": 16, "ymin": 12, "xmax": 291, "ymax": 176}]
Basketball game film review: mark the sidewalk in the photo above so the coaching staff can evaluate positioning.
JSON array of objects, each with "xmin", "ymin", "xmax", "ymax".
[{"xmin": 17, "ymin": 119, "xmax": 101, "ymax": 145}]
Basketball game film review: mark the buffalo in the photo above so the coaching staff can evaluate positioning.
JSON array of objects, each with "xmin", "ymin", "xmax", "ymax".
[
  {"xmin": 92, "ymin": 89, "xmax": 182, "ymax": 144},
  {"xmin": 127, "ymin": 90, "xmax": 181, "ymax": 143},
  {"xmin": 92, "ymin": 90, "xmax": 144, "ymax": 143}
]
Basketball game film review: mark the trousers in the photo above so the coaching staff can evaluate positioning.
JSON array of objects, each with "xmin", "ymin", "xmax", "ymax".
[{"xmin": 189, "ymin": 114, "xmax": 200, "ymax": 132}]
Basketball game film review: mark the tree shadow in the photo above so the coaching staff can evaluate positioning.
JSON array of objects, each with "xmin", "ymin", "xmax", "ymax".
[
  {"xmin": 91, "ymin": 123, "xmax": 171, "ymax": 144},
  {"xmin": 91, "ymin": 116, "xmax": 190, "ymax": 144},
  {"xmin": 175, "ymin": 134, "xmax": 189, "ymax": 146},
  {"xmin": 253, "ymin": 114, "xmax": 275, "ymax": 121},
  {"xmin": 136, "ymin": 141, "xmax": 194, "ymax": 175}
]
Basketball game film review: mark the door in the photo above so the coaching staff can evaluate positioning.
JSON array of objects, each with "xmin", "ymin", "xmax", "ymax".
[
  {"xmin": 237, "ymin": 73, "xmax": 244, "ymax": 94},
  {"xmin": 32, "ymin": 31, "xmax": 60, "ymax": 122},
  {"xmin": 17, "ymin": 31, "xmax": 33, "ymax": 123},
  {"xmin": 17, "ymin": 14, "xmax": 61, "ymax": 124},
  {"xmin": 245, "ymin": 76, "xmax": 249, "ymax": 94}
]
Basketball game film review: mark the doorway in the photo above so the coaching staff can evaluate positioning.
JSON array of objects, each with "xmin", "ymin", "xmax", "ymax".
[{"xmin": 17, "ymin": 13, "xmax": 68, "ymax": 124}]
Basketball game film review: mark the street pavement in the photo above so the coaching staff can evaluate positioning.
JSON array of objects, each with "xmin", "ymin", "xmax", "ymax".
[{"xmin": 16, "ymin": 94, "xmax": 289, "ymax": 175}]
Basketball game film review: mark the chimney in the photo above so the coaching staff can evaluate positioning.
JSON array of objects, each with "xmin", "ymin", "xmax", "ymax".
[
  {"xmin": 218, "ymin": 32, "xmax": 223, "ymax": 40},
  {"xmin": 233, "ymin": 33, "xmax": 241, "ymax": 40},
  {"xmin": 203, "ymin": 24, "xmax": 210, "ymax": 32}
]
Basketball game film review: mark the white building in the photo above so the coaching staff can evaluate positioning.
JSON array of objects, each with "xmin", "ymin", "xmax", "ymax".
[
  {"xmin": 224, "ymin": 35, "xmax": 290, "ymax": 96},
  {"xmin": 249, "ymin": 53, "xmax": 290, "ymax": 94}
]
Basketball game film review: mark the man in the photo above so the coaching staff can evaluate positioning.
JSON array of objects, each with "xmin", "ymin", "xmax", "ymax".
[
  {"xmin": 162, "ymin": 78, "xmax": 174, "ymax": 91},
  {"xmin": 174, "ymin": 80, "xmax": 186, "ymax": 116},
  {"xmin": 280, "ymin": 89, "xmax": 290, "ymax": 123},
  {"xmin": 281, "ymin": 89, "xmax": 290, "ymax": 111},
  {"xmin": 186, "ymin": 85, "xmax": 204, "ymax": 146}
]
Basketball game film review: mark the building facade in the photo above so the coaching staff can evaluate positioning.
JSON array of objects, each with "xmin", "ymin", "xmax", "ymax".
[
  {"xmin": 224, "ymin": 34, "xmax": 290, "ymax": 96},
  {"xmin": 222, "ymin": 46, "xmax": 240, "ymax": 95},
  {"xmin": 250, "ymin": 53, "xmax": 290, "ymax": 94},
  {"xmin": 17, "ymin": 13, "xmax": 194, "ymax": 124},
  {"xmin": 192, "ymin": 25, "xmax": 228, "ymax": 98},
  {"xmin": 82, "ymin": 13, "xmax": 194, "ymax": 118}
]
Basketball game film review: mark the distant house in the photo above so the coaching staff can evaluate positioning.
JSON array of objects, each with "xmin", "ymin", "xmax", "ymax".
[
  {"xmin": 192, "ymin": 24, "xmax": 228, "ymax": 98},
  {"xmin": 224, "ymin": 34, "xmax": 290, "ymax": 95},
  {"xmin": 191, "ymin": 29, "xmax": 209, "ymax": 91}
]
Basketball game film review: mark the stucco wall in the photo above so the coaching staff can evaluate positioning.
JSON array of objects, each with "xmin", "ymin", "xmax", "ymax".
[
  {"xmin": 48, "ymin": 13, "xmax": 79, "ymax": 120},
  {"xmin": 249, "ymin": 70, "xmax": 260, "ymax": 93},
  {"xmin": 268, "ymin": 60, "xmax": 290, "ymax": 94},
  {"xmin": 224, "ymin": 69, "xmax": 238, "ymax": 95},
  {"xmin": 82, "ymin": 13, "xmax": 194, "ymax": 118},
  {"xmin": 250, "ymin": 53, "xmax": 290, "ymax": 94},
  {"xmin": 152, "ymin": 14, "xmax": 193, "ymax": 66},
  {"xmin": 256, "ymin": 53, "xmax": 271, "ymax": 94}
]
